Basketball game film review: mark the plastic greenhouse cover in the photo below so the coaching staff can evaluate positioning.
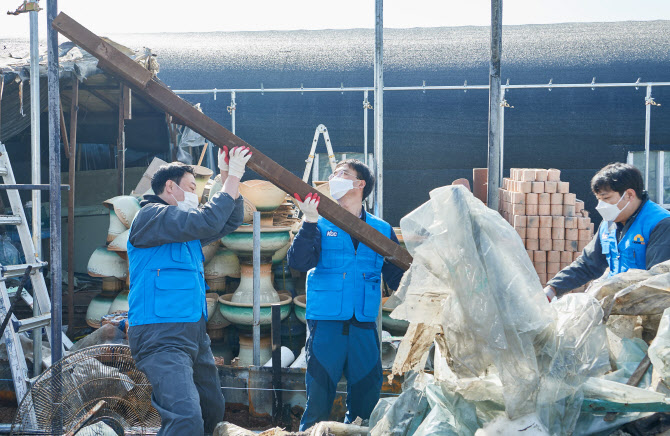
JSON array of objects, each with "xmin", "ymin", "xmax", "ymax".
[
  {"xmin": 389, "ymin": 186, "xmax": 611, "ymax": 434},
  {"xmin": 650, "ymin": 307, "xmax": 670, "ymax": 380}
]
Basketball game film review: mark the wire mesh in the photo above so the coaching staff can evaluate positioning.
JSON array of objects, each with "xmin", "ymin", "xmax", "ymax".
[{"xmin": 11, "ymin": 344, "xmax": 160, "ymax": 435}]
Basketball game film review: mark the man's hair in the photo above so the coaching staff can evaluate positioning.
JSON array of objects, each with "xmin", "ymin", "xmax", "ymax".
[
  {"xmin": 335, "ymin": 159, "xmax": 375, "ymax": 199},
  {"xmin": 591, "ymin": 163, "xmax": 644, "ymax": 198},
  {"xmin": 151, "ymin": 163, "xmax": 195, "ymax": 195}
]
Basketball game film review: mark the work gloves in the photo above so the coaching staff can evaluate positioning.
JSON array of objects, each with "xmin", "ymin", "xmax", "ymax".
[
  {"xmin": 219, "ymin": 146, "xmax": 252, "ymax": 179},
  {"xmin": 294, "ymin": 193, "xmax": 320, "ymax": 223},
  {"xmin": 544, "ymin": 285, "xmax": 556, "ymax": 302}
]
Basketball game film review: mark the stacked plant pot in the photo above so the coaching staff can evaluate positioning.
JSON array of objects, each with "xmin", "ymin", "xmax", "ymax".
[{"xmin": 498, "ymin": 168, "xmax": 595, "ymax": 289}]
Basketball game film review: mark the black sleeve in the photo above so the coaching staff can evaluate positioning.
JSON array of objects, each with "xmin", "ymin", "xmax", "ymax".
[
  {"xmin": 381, "ymin": 230, "xmax": 405, "ymax": 291},
  {"xmin": 547, "ymin": 232, "xmax": 609, "ymax": 296},
  {"xmin": 129, "ymin": 192, "xmax": 244, "ymax": 248},
  {"xmin": 646, "ymin": 217, "xmax": 670, "ymax": 268},
  {"xmin": 287, "ymin": 222, "xmax": 321, "ymax": 272}
]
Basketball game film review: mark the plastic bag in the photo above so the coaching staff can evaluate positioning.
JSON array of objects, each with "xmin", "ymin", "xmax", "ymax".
[
  {"xmin": 368, "ymin": 372, "xmax": 432, "ymax": 436},
  {"xmin": 413, "ymin": 383, "xmax": 480, "ymax": 436},
  {"xmin": 0, "ymin": 234, "xmax": 21, "ymax": 266}
]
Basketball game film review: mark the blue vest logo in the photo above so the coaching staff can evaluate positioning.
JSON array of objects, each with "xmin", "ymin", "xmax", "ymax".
[
  {"xmin": 326, "ymin": 230, "xmax": 338, "ymax": 237},
  {"xmin": 633, "ymin": 234, "xmax": 645, "ymax": 245}
]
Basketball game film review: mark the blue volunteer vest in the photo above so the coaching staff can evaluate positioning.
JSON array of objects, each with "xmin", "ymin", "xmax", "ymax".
[
  {"xmin": 127, "ymin": 225, "xmax": 208, "ymax": 326},
  {"xmin": 306, "ymin": 212, "xmax": 393, "ymax": 322},
  {"xmin": 599, "ymin": 200, "xmax": 670, "ymax": 276}
]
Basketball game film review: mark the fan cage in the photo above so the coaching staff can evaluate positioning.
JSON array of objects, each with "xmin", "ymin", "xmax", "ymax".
[{"xmin": 11, "ymin": 344, "xmax": 160, "ymax": 435}]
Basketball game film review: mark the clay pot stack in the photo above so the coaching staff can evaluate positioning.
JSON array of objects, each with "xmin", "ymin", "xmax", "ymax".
[{"xmin": 498, "ymin": 168, "xmax": 595, "ymax": 288}]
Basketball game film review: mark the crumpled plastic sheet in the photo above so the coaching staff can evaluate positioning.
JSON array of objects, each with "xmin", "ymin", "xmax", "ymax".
[
  {"xmin": 413, "ymin": 383, "xmax": 480, "ymax": 436},
  {"xmin": 649, "ymin": 307, "xmax": 670, "ymax": 380},
  {"xmin": 368, "ymin": 372, "xmax": 433, "ymax": 436},
  {"xmin": 387, "ymin": 186, "xmax": 611, "ymax": 434}
]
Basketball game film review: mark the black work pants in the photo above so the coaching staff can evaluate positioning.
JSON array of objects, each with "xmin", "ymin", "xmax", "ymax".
[{"xmin": 128, "ymin": 317, "xmax": 225, "ymax": 436}]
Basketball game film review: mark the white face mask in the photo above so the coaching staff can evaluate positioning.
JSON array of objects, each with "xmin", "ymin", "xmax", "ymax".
[
  {"xmin": 172, "ymin": 183, "xmax": 199, "ymax": 211},
  {"xmin": 596, "ymin": 193, "xmax": 629, "ymax": 223},
  {"xmin": 329, "ymin": 177, "xmax": 355, "ymax": 200}
]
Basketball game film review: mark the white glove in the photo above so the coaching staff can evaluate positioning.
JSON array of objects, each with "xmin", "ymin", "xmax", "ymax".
[
  {"xmin": 544, "ymin": 286, "xmax": 556, "ymax": 302},
  {"xmin": 293, "ymin": 193, "xmax": 320, "ymax": 223},
  {"xmin": 227, "ymin": 146, "xmax": 252, "ymax": 179},
  {"xmin": 218, "ymin": 146, "xmax": 229, "ymax": 172}
]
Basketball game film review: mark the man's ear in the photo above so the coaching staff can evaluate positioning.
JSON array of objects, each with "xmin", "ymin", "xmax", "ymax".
[{"xmin": 357, "ymin": 180, "xmax": 366, "ymax": 191}]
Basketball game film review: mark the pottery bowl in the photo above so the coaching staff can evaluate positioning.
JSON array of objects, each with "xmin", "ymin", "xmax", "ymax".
[
  {"xmin": 108, "ymin": 290, "xmax": 129, "ymax": 314},
  {"xmin": 86, "ymin": 295, "xmax": 115, "ymax": 329},
  {"xmin": 88, "ymin": 247, "xmax": 128, "ymax": 280},
  {"xmin": 108, "ymin": 229, "xmax": 130, "ymax": 252},
  {"xmin": 238, "ymin": 180, "xmax": 287, "ymax": 212},
  {"xmin": 293, "ymin": 294, "xmax": 306, "ymax": 324},
  {"xmin": 103, "ymin": 196, "xmax": 141, "ymax": 228},
  {"xmin": 204, "ymin": 248, "xmax": 240, "ymax": 279},
  {"xmin": 107, "ymin": 210, "xmax": 127, "ymax": 244},
  {"xmin": 218, "ymin": 293, "xmax": 292, "ymax": 328},
  {"xmin": 221, "ymin": 226, "xmax": 291, "ymax": 258},
  {"xmin": 381, "ymin": 297, "xmax": 409, "ymax": 335}
]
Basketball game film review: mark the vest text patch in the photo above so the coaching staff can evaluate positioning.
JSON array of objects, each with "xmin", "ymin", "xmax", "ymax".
[{"xmin": 326, "ymin": 230, "xmax": 338, "ymax": 237}]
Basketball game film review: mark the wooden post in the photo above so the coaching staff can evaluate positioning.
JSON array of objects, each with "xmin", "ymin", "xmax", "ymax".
[
  {"xmin": 66, "ymin": 77, "xmax": 78, "ymax": 335},
  {"xmin": 0, "ymin": 75, "xmax": 4, "ymax": 139},
  {"xmin": 52, "ymin": 13, "xmax": 413, "ymax": 270}
]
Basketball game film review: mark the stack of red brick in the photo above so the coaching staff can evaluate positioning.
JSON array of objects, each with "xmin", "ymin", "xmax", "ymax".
[{"xmin": 498, "ymin": 168, "xmax": 595, "ymax": 287}]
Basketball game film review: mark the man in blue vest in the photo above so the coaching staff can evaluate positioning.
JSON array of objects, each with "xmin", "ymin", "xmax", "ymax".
[
  {"xmin": 545, "ymin": 163, "xmax": 670, "ymax": 300},
  {"xmin": 127, "ymin": 146, "xmax": 251, "ymax": 435},
  {"xmin": 287, "ymin": 159, "xmax": 404, "ymax": 431}
]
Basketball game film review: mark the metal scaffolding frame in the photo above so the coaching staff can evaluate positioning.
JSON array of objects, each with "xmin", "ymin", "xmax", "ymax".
[{"xmin": 173, "ymin": 79, "xmax": 670, "ymax": 208}]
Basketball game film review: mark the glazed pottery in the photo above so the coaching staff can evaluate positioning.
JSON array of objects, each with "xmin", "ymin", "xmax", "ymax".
[
  {"xmin": 87, "ymin": 247, "xmax": 128, "ymax": 280},
  {"xmin": 108, "ymin": 229, "xmax": 129, "ymax": 253},
  {"xmin": 237, "ymin": 334, "xmax": 272, "ymax": 367},
  {"xmin": 207, "ymin": 293, "xmax": 231, "ymax": 330},
  {"xmin": 192, "ymin": 165, "xmax": 214, "ymax": 203},
  {"xmin": 218, "ymin": 292, "xmax": 292, "ymax": 328},
  {"xmin": 86, "ymin": 295, "xmax": 115, "ymax": 328},
  {"xmin": 107, "ymin": 210, "xmax": 127, "ymax": 244},
  {"xmin": 101, "ymin": 277, "xmax": 124, "ymax": 295},
  {"xmin": 231, "ymin": 263, "xmax": 279, "ymax": 304},
  {"xmin": 206, "ymin": 293, "xmax": 219, "ymax": 320},
  {"xmin": 108, "ymin": 290, "xmax": 129, "ymax": 314},
  {"xmin": 243, "ymin": 198, "xmax": 257, "ymax": 224},
  {"xmin": 202, "ymin": 240, "xmax": 222, "ymax": 264},
  {"xmin": 293, "ymin": 294, "xmax": 306, "ymax": 324},
  {"xmin": 221, "ymin": 225, "xmax": 291, "ymax": 260},
  {"xmin": 271, "ymin": 241, "xmax": 291, "ymax": 265},
  {"xmin": 103, "ymin": 196, "xmax": 141, "ymax": 228},
  {"xmin": 204, "ymin": 248, "xmax": 240, "ymax": 279},
  {"xmin": 238, "ymin": 180, "xmax": 287, "ymax": 212},
  {"xmin": 381, "ymin": 296, "xmax": 409, "ymax": 335}
]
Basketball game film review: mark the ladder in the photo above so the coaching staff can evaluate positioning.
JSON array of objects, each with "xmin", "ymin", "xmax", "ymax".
[
  {"xmin": 0, "ymin": 142, "xmax": 72, "ymax": 404},
  {"xmin": 302, "ymin": 124, "xmax": 338, "ymax": 184}
]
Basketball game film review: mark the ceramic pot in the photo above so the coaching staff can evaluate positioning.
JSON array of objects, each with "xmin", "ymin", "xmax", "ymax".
[
  {"xmin": 206, "ymin": 278, "xmax": 227, "ymax": 293},
  {"xmin": 108, "ymin": 290, "xmax": 129, "ymax": 314},
  {"xmin": 192, "ymin": 165, "xmax": 214, "ymax": 203},
  {"xmin": 107, "ymin": 210, "xmax": 127, "ymax": 244},
  {"xmin": 88, "ymin": 247, "xmax": 128, "ymax": 280},
  {"xmin": 101, "ymin": 277, "xmax": 124, "ymax": 295},
  {"xmin": 204, "ymin": 248, "xmax": 240, "ymax": 279},
  {"xmin": 381, "ymin": 297, "xmax": 409, "ymax": 335},
  {"xmin": 103, "ymin": 196, "xmax": 141, "ymax": 228},
  {"xmin": 207, "ymin": 293, "xmax": 231, "ymax": 330},
  {"xmin": 231, "ymin": 263, "xmax": 279, "ymax": 304},
  {"xmin": 219, "ymin": 293, "xmax": 292, "ymax": 328},
  {"xmin": 238, "ymin": 180, "xmax": 287, "ymax": 212},
  {"xmin": 202, "ymin": 240, "xmax": 222, "ymax": 264},
  {"xmin": 243, "ymin": 198, "xmax": 257, "ymax": 224},
  {"xmin": 293, "ymin": 294, "xmax": 307, "ymax": 324},
  {"xmin": 221, "ymin": 225, "xmax": 291, "ymax": 260},
  {"xmin": 108, "ymin": 229, "xmax": 130, "ymax": 255},
  {"xmin": 86, "ymin": 295, "xmax": 115, "ymax": 328},
  {"xmin": 206, "ymin": 293, "xmax": 219, "ymax": 320},
  {"xmin": 271, "ymin": 241, "xmax": 291, "ymax": 265},
  {"xmin": 237, "ymin": 334, "xmax": 272, "ymax": 367}
]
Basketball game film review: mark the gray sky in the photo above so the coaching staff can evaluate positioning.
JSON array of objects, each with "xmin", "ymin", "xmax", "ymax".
[{"xmin": 1, "ymin": 0, "xmax": 670, "ymax": 38}]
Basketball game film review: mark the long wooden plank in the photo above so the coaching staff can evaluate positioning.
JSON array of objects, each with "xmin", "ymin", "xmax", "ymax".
[{"xmin": 52, "ymin": 12, "xmax": 413, "ymax": 270}]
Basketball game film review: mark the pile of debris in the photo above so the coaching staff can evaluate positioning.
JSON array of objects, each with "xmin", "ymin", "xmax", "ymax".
[{"xmin": 372, "ymin": 185, "xmax": 670, "ymax": 435}]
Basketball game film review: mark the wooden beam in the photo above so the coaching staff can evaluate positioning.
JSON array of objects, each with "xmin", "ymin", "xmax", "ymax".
[
  {"xmin": 59, "ymin": 100, "xmax": 70, "ymax": 158},
  {"xmin": 0, "ymin": 76, "xmax": 4, "ymax": 138},
  {"xmin": 82, "ymin": 87, "xmax": 116, "ymax": 111},
  {"xmin": 52, "ymin": 12, "xmax": 412, "ymax": 270},
  {"xmin": 67, "ymin": 77, "xmax": 78, "ymax": 336}
]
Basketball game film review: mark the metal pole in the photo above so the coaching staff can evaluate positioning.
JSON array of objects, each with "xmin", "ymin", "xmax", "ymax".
[
  {"xmin": 363, "ymin": 90, "xmax": 369, "ymax": 166},
  {"xmin": 374, "ymin": 0, "xmax": 384, "ymax": 219},
  {"xmin": 486, "ymin": 0, "xmax": 503, "ymax": 209},
  {"xmin": 252, "ymin": 211, "xmax": 261, "ymax": 367},
  {"xmin": 47, "ymin": 0, "xmax": 63, "ymax": 432},
  {"xmin": 645, "ymin": 85, "xmax": 652, "ymax": 189},
  {"xmin": 271, "ymin": 303, "xmax": 282, "ymax": 425},
  {"xmin": 66, "ymin": 77, "xmax": 78, "ymax": 337},
  {"xmin": 29, "ymin": 3, "xmax": 42, "ymax": 377},
  {"xmin": 500, "ymin": 87, "xmax": 506, "ymax": 180}
]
